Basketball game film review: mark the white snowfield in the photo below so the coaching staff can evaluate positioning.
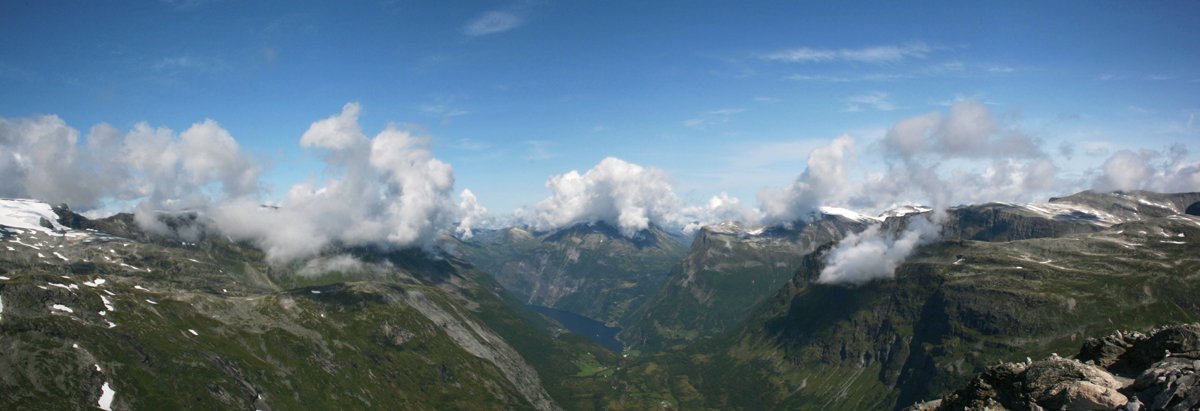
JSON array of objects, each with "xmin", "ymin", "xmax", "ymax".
[
  {"xmin": 879, "ymin": 205, "xmax": 934, "ymax": 219},
  {"xmin": 820, "ymin": 206, "xmax": 883, "ymax": 224},
  {"xmin": 0, "ymin": 199, "xmax": 69, "ymax": 234},
  {"xmin": 993, "ymin": 202, "xmax": 1127, "ymax": 226}
]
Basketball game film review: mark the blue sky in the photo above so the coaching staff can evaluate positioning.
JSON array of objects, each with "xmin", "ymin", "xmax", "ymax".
[{"xmin": 2, "ymin": 0, "xmax": 1198, "ymax": 218}]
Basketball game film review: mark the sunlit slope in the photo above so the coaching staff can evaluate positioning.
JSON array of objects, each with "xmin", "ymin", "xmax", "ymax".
[
  {"xmin": 621, "ymin": 215, "xmax": 875, "ymax": 352},
  {"xmin": 447, "ymin": 222, "xmax": 689, "ymax": 327},
  {"xmin": 609, "ymin": 195, "xmax": 1200, "ymax": 411},
  {"xmin": 0, "ymin": 202, "xmax": 626, "ymax": 411}
]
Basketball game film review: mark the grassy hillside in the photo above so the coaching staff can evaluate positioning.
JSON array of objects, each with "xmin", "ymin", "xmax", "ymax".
[{"xmin": 607, "ymin": 212, "xmax": 1200, "ymax": 410}]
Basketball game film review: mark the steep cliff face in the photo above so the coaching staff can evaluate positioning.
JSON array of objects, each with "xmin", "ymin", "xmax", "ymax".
[
  {"xmin": 608, "ymin": 193, "xmax": 1200, "ymax": 411},
  {"xmin": 0, "ymin": 200, "xmax": 624, "ymax": 411},
  {"xmin": 620, "ymin": 214, "xmax": 875, "ymax": 352},
  {"xmin": 447, "ymin": 222, "xmax": 688, "ymax": 327}
]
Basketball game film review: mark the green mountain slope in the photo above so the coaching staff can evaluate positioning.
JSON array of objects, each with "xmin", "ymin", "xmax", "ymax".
[
  {"xmin": 446, "ymin": 222, "xmax": 689, "ymax": 327},
  {"xmin": 620, "ymin": 215, "xmax": 876, "ymax": 352},
  {"xmin": 608, "ymin": 192, "xmax": 1200, "ymax": 411},
  {"xmin": 0, "ymin": 203, "xmax": 625, "ymax": 411}
]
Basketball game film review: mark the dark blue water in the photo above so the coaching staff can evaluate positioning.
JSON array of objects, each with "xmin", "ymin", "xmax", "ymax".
[{"xmin": 529, "ymin": 305, "xmax": 623, "ymax": 352}]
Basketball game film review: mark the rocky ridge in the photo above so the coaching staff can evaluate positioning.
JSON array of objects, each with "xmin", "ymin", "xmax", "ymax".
[{"xmin": 911, "ymin": 323, "xmax": 1200, "ymax": 411}]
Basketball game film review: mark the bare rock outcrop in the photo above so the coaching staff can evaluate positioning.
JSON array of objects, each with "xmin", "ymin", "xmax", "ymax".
[{"xmin": 908, "ymin": 324, "xmax": 1200, "ymax": 411}]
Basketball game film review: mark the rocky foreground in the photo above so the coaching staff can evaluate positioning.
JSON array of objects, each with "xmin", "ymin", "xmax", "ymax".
[{"xmin": 907, "ymin": 323, "xmax": 1200, "ymax": 411}]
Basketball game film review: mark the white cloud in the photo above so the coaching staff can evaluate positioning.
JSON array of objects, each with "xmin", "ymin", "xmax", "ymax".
[
  {"xmin": 757, "ymin": 98, "xmax": 1063, "ymax": 221},
  {"xmin": 681, "ymin": 192, "xmax": 761, "ymax": 234},
  {"xmin": 1091, "ymin": 145, "xmax": 1200, "ymax": 193},
  {"xmin": 883, "ymin": 98, "xmax": 1041, "ymax": 159},
  {"xmin": 517, "ymin": 157, "xmax": 685, "ymax": 236},
  {"xmin": 463, "ymin": 10, "xmax": 525, "ymax": 36},
  {"xmin": 758, "ymin": 134, "xmax": 857, "ymax": 224},
  {"xmin": 211, "ymin": 103, "xmax": 462, "ymax": 264},
  {"xmin": 761, "ymin": 42, "xmax": 931, "ymax": 64},
  {"xmin": 297, "ymin": 254, "xmax": 366, "ymax": 277},
  {"xmin": 683, "ymin": 108, "xmax": 744, "ymax": 131},
  {"xmin": 509, "ymin": 157, "xmax": 760, "ymax": 236},
  {"xmin": 817, "ymin": 214, "xmax": 941, "ymax": 286},
  {"xmin": 845, "ymin": 91, "xmax": 895, "ymax": 112},
  {"xmin": 0, "ymin": 113, "xmax": 262, "ymax": 228},
  {"xmin": 456, "ymin": 189, "xmax": 493, "ymax": 239}
]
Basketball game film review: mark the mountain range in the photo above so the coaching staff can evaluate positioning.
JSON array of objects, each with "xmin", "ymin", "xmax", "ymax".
[{"xmin": 2, "ymin": 190, "xmax": 1199, "ymax": 410}]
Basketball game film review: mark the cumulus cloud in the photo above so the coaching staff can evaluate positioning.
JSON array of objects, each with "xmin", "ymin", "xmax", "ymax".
[
  {"xmin": 883, "ymin": 98, "xmax": 1041, "ymax": 159},
  {"xmin": 757, "ymin": 99, "xmax": 1066, "ymax": 286},
  {"xmin": 517, "ymin": 157, "xmax": 685, "ymax": 237},
  {"xmin": 211, "ymin": 103, "xmax": 461, "ymax": 264},
  {"xmin": 513, "ymin": 157, "xmax": 761, "ymax": 236},
  {"xmin": 761, "ymin": 42, "xmax": 932, "ymax": 64},
  {"xmin": 456, "ymin": 189, "xmax": 493, "ymax": 239},
  {"xmin": 1092, "ymin": 144, "xmax": 1200, "ymax": 193},
  {"xmin": 817, "ymin": 214, "xmax": 941, "ymax": 286},
  {"xmin": 681, "ymin": 192, "xmax": 762, "ymax": 234},
  {"xmin": 758, "ymin": 134, "xmax": 858, "ymax": 224},
  {"xmin": 0, "ymin": 113, "xmax": 263, "ymax": 228},
  {"xmin": 0, "ymin": 114, "xmax": 105, "ymax": 209},
  {"xmin": 2, "ymin": 103, "xmax": 480, "ymax": 264}
]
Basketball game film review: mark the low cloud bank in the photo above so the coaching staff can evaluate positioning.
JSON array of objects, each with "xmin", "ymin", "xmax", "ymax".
[
  {"xmin": 0, "ymin": 114, "xmax": 263, "ymax": 238},
  {"xmin": 1092, "ymin": 144, "xmax": 1200, "ymax": 193},
  {"xmin": 1, "ymin": 103, "xmax": 482, "ymax": 265},
  {"xmin": 816, "ymin": 214, "xmax": 942, "ymax": 286}
]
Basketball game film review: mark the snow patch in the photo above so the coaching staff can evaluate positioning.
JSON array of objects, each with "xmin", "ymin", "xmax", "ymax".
[
  {"xmin": 879, "ymin": 205, "xmax": 932, "ymax": 219},
  {"xmin": 134, "ymin": 286, "xmax": 148, "ymax": 291},
  {"xmin": 53, "ymin": 252, "xmax": 68, "ymax": 261},
  {"xmin": 0, "ymin": 276, "xmax": 9, "ymax": 280},
  {"xmin": 98, "ymin": 382, "xmax": 116, "ymax": 411},
  {"xmin": 145, "ymin": 299, "xmax": 157, "ymax": 305},
  {"xmin": 52, "ymin": 304, "xmax": 74, "ymax": 313},
  {"xmin": 1162, "ymin": 241, "xmax": 1186, "ymax": 245},
  {"xmin": 188, "ymin": 329, "xmax": 198, "ymax": 335},
  {"xmin": 820, "ymin": 206, "xmax": 882, "ymax": 223},
  {"xmin": 100, "ymin": 296, "xmax": 115, "ymax": 312}
]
